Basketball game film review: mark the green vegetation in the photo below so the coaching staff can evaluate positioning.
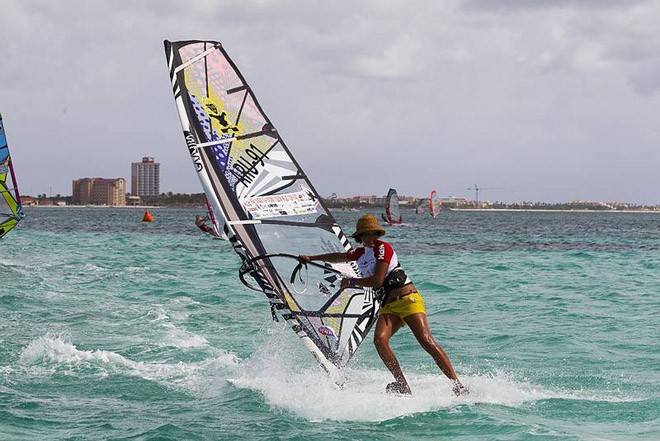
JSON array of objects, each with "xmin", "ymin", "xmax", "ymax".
[
  {"xmin": 146, "ymin": 195, "xmax": 660, "ymax": 211},
  {"xmin": 24, "ymin": 192, "xmax": 660, "ymax": 211}
]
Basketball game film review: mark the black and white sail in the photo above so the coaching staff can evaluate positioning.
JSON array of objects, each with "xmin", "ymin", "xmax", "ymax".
[{"xmin": 164, "ymin": 40, "xmax": 379, "ymax": 375}]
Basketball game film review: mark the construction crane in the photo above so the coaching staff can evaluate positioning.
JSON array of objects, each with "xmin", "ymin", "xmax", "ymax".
[{"xmin": 467, "ymin": 184, "xmax": 503, "ymax": 203}]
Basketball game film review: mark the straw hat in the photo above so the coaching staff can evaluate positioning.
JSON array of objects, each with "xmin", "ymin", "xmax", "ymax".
[{"xmin": 351, "ymin": 214, "xmax": 386, "ymax": 240}]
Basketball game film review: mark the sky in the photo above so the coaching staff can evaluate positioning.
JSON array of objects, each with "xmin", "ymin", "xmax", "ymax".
[{"xmin": 1, "ymin": 0, "xmax": 659, "ymax": 204}]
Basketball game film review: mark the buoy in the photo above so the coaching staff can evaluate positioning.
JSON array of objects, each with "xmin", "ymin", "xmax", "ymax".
[{"xmin": 142, "ymin": 210, "xmax": 153, "ymax": 222}]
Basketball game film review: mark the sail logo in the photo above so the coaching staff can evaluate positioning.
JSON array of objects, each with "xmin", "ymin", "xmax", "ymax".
[
  {"xmin": 377, "ymin": 244, "xmax": 385, "ymax": 260},
  {"xmin": 200, "ymin": 96, "xmax": 241, "ymax": 135},
  {"xmin": 206, "ymin": 103, "xmax": 240, "ymax": 134},
  {"xmin": 318, "ymin": 325, "xmax": 337, "ymax": 339},
  {"xmin": 230, "ymin": 143, "xmax": 269, "ymax": 185},
  {"xmin": 184, "ymin": 131, "xmax": 204, "ymax": 172}
]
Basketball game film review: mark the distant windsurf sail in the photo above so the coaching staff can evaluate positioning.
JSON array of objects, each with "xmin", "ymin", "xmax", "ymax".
[
  {"xmin": 416, "ymin": 198, "xmax": 428, "ymax": 215},
  {"xmin": 430, "ymin": 190, "xmax": 440, "ymax": 218},
  {"xmin": 0, "ymin": 114, "xmax": 24, "ymax": 239},
  {"xmin": 204, "ymin": 196, "xmax": 227, "ymax": 240},
  {"xmin": 383, "ymin": 188, "xmax": 402, "ymax": 225},
  {"xmin": 164, "ymin": 40, "xmax": 379, "ymax": 375}
]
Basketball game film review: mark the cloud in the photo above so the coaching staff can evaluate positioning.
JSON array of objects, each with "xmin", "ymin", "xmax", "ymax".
[
  {"xmin": 0, "ymin": 0, "xmax": 659, "ymax": 203},
  {"xmin": 462, "ymin": 0, "xmax": 649, "ymax": 13}
]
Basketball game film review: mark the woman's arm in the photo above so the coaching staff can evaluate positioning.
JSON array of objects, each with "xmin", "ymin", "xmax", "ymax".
[{"xmin": 341, "ymin": 261, "xmax": 388, "ymax": 289}]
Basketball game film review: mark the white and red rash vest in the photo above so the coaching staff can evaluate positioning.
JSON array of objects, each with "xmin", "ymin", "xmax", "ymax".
[{"xmin": 345, "ymin": 239, "xmax": 400, "ymax": 278}]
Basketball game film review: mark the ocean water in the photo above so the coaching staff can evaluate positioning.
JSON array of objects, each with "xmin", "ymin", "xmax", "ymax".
[{"xmin": 1, "ymin": 207, "xmax": 658, "ymax": 440}]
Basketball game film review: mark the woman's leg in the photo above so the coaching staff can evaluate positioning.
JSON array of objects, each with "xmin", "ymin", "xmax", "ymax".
[
  {"xmin": 373, "ymin": 313, "xmax": 410, "ymax": 393},
  {"xmin": 404, "ymin": 312, "xmax": 461, "ymax": 384}
]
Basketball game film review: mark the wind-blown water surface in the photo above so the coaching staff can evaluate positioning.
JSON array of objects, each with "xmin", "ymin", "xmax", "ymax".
[{"xmin": 1, "ymin": 207, "xmax": 658, "ymax": 440}]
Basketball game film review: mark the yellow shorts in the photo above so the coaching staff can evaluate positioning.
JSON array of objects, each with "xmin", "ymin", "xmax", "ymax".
[{"xmin": 379, "ymin": 292, "xmax": 426, "ymax": 322}]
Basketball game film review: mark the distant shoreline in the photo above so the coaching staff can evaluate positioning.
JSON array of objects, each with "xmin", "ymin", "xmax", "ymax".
[{"xmin": 24, "ymin": 205, "xmax": 660, "ymax": 213}]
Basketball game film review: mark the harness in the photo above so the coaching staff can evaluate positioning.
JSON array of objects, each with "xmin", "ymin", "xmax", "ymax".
[
  {"xmin": 383, "ymin": 265, "xmax": 411, "ymax": 291},
  {"xmin": 379, "ymin": 265, "xmax": 413, "ymax": 304}
]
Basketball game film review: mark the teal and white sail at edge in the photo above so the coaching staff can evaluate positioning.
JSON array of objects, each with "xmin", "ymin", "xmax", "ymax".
[
  {"xmin": 0, "ymin": 113, "xmax": 25, "ymax": 239},
  {"xmin": 164, "ymin": 40, "xmax": 380, "ymax": 379}
]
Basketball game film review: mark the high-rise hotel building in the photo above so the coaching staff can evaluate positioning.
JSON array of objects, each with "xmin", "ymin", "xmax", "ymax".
[
  {"xmin": 131, "ymin": 157, "xmax": 160, "ymax": 197},
  {"xmin": 72, "ymin": 178, "xmax": 126, "ymax": 206}
]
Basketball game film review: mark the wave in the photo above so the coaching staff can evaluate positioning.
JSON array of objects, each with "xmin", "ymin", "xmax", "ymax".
[
  {"xmin": 11, "ymin": 334, "xmax": 239, "ymax": 398},
  {"xmin": 224, "ymin": 347, "xmax": 647, "ymax": 422},
  {"xmin": 8, "ymin": 331, "xmax": 650, "ymax": 424}
]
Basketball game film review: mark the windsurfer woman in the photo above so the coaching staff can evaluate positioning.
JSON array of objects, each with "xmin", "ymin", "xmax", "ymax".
[
  {"xmin": 195, "ymin": 215, "xmax": 219, "ymax": 238},
  {"xmin": 299, "ymin": 214, "xmax": 468, "ymax": 396}
]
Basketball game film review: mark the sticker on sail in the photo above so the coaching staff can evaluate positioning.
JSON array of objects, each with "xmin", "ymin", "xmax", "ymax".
[
  {"xmin": 318, "ymin": 325, "xmax": 337, "ymax": 339},
  {"xmin": 243, "ymin": 189, "xmax": 319, "ymax": 219}
]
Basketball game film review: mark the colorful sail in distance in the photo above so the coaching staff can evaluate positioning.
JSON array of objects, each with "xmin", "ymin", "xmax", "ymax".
[
  {"xmin": 429, "ymin": 190, "xmax": 440, "ymax": 218},
  {"xmin": 0, "ymin": 113, "xmax": 24, "ymax": 239},
  {"xmin": 204, "ymin": 196, "xmax": 227, "ymax": 240},
  {"xmin": 164, "ymin": 40, "xmax": 379, "ymax": 374},
  {"xmin": 417, "ymin": 191, "xmax": 440, "ymax": 218},
  {"xmin": 416, "ymin": 198, "xmax": 429, "ymax": 215},
  {"xmin": 382, "ymin": 188, "xmax": 402, "ymax": 225}
]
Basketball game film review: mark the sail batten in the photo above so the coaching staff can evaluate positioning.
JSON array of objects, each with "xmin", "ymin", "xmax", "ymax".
[
  {"xmin": 164, "ymin": 40, "xmax": 379, "ymax": 372},
  {"xmin": 174, "ymin": 44, "xmax": 218, "ymax": 73}
]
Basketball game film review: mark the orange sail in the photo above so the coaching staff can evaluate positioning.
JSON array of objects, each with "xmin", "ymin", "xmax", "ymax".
[{"xmin": 142, "ymin": 210, "xmax": 153, "ymax": 222}]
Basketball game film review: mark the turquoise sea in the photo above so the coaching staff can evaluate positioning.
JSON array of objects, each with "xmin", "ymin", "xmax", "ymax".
[{"xmin": 1, "ymin": 207, "xmax": 658, "ymax": 440}]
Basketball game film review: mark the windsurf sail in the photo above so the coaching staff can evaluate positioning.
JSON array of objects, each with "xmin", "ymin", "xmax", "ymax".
[
  {"xmin": 164, "ymin": 40, "xmax": 379, "ymax": 376},
  {"xmin": 416, "ymin": 198, "xmax": 428, "ymax": 215},
  {"xmin": 0, "ymin": 113, "xmax": 24, "ymax": 239},
  {"xmin": 383, "ymin": 188, "xmax": 402, "ymax": 225},
  {"xmin": 429, "ymin": 190, "xmax": 441, "ymax": 218},
  {"xmin": 204, "ymin": 196, "xmax": 227, "ymax": 240}
]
